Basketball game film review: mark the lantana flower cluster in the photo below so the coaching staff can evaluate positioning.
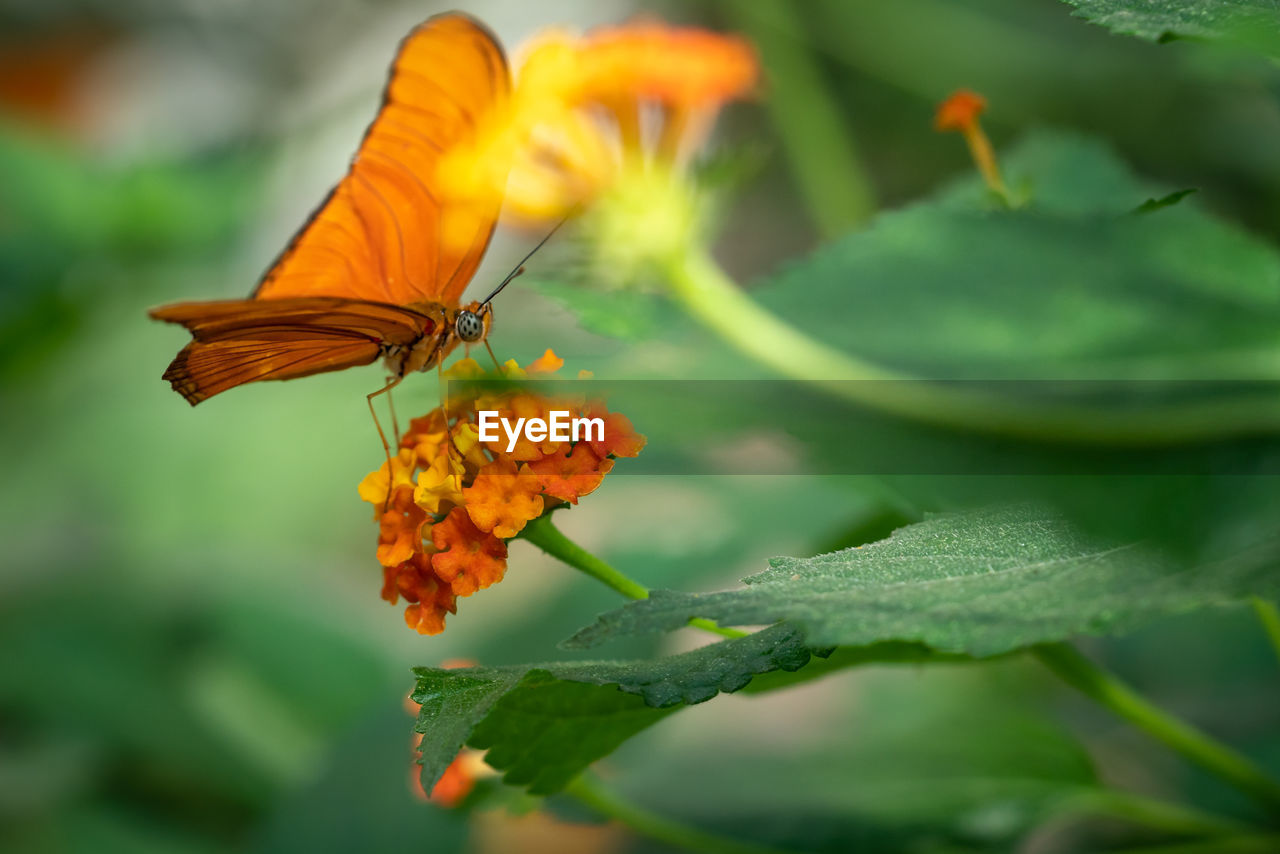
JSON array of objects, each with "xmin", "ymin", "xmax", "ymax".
[{"xmin": 358, "ymin": 350, "xmax": 644, "ymax": 635}]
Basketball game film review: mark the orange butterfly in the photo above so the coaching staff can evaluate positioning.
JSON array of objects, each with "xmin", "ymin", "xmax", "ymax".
[{"xmin": 150, "ymin": 13, "xmax": 510, "ymax": 410}]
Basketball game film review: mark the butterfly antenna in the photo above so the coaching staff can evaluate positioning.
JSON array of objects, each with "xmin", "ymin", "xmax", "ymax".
[{"xmin": 480, "ymin": 215, "xmax": 573, "ymax": 307}]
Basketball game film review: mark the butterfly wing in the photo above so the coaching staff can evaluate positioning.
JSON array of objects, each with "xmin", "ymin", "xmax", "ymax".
[
  {"xmin": 150, "ymin": 298, "xmax": 436, "ymax": 404},
  {"xmin": 151, "ymin": 14, "xmax": 510, "ymax": 405},
  {"xmin": 254, "ymin": 13, "xmax": 509, "ymax": 308}
]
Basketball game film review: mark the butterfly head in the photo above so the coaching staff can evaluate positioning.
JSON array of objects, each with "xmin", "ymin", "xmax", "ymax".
[{"xmin": 453, "ymin": 301, "xmax": 491, "ymax": 344}]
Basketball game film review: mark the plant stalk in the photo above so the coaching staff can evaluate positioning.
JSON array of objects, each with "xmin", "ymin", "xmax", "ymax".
[
  {"xmin": 520, "ymin": 514, "xmax": 746, "ymax": 639},
  {"xmin": 1250, "ymin": 597, "xmax": 1280, "ymax": 667},
  {"xmin": 1108, "ymin": 835, "xmax": 1280, "ymax": 854},
  {"xmin": 1033, "ymin": 642, "xmax": 1280, "ymax": 811},
  {"xmin": 724, "ymin": 0, "xmax": 876, "ymax": 236},
  {"xmin": 661, "ymin": 245, "xmax": 1280, "ymax": 445},
  {"xmin": 1058, "ymin": 788, "xmax": 1250, "ymax": 838}
]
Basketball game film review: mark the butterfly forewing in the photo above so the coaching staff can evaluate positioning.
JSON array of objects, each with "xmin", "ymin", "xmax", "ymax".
[{"xmin": 254, "ymin": 14, "xmax": 509, "ymax": 307}]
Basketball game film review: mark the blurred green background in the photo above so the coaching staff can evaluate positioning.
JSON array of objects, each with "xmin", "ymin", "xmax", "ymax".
[{"xmin": 2, "ymin": 1, "xmax": 1278, "ymax": 852}]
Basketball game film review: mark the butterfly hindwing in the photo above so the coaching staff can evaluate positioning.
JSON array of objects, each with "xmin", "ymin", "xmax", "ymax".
[{"xmin": 150, "ymin": 298, "xmax": 437, "ymax": 404}]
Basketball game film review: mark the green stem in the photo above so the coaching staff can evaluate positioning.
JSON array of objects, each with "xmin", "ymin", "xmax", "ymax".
[
  {"xmin": 661, "ymin": 245, "xmax": 1280, "ymax": 444},
  {"xmin": 520, "ymin": 514, "xmax": 746, "ymax": 639},
  {"xmin": 724, "ymin": 0, "xmax": 876, "ymax": 236},
  {"xmin": 522, "ymin": 513, "xmax": 649, "ymax": 600},
  {"xmin": 1107, "ymin": 835, "xmax": 1280, "ymax": 854},
  {"xmin": 1057, "ymin": 789, "xmax": 1250, "ymax": 838},
  {"xmin": 1033, "ymin": 643, "xmax": 1280, "ymax": 811},
  {"xmin": 687, "ymin": 617, "xmax": 745, "ymax": 639},
  {"xmin": 565, "ymin": 773, "xmax": 793, "ymax": 854},
  {"xmin": 1250, "ymin": 597, "xmax": 1280, "ymax": 667}
]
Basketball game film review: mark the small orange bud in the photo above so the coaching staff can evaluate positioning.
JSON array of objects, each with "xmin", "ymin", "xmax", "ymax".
[
  {"xmin": 934, "ymin": 89, "xmax": 986, "ymax": 132},
  {"xmin": 934, "ymin": 88, "xmax": 1007, "ymax": 200}
]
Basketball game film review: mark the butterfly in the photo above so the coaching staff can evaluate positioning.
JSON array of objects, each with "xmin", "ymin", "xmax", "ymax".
[{"xmin": 150, "ymin": 13, "xmax": 511, "ymax": 409}]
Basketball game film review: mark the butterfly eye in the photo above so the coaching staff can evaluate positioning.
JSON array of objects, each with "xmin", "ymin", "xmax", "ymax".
[{"xmin": 455, "ymin": 310, "xmax": 484, "ymax": 342}]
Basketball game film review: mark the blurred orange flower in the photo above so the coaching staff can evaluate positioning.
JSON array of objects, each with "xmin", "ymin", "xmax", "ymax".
[
  {"xmin": 359, "ymin": 350, "xmax": 645, "ymax": 635},
  {"xmin": 578, "ymin": 24, "xmax": 758, "ymax": 108},
  {"xmin": 405, "ymin": 670, "xmax": 488, "ymax": 807},
  {"xmin": 437, "ymin": 19, "xmax": 758, "ymax": 223}
]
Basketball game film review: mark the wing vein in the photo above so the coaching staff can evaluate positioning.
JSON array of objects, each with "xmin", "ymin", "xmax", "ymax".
[
  {"xmin": 354, "ymin": 168, "xmax": 422, "ymax": 298},
  {"xmin": 378, "ymin": 117, "xmax": 445, "ymax": 155},
  {"xmin": 346, "ymin": 182, "xmax": 394, "ymax": 302}
]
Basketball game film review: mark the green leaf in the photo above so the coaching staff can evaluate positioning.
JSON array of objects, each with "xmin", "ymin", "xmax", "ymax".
[
  {"xmin": 739, "ymin": 642, "xmax": 978, "ymax": 695},
  {"xmin": 411, "ymin": 624, "xmax": 816, "ymax": 795},
  {"xmin": 1061, "ymin": 0, "xmax": 1280, "ymax": 58},
  {"xmin": 936, "ymin": 131, "xmax": 1156, "ymax": 216},
  {"xmin": 567, "ymin": 504, "xmax": 1280, "ymax": 655},
  {"xmin": 1135, "ymin": 188, "xmax": 1198, "ymax": 214},
  {"xmin": 528, "ymin": 277, "xmax": 663, "ymax": 340},
  {"xmin": 760, "ymin": 133, "xmax": 1280, "ymax": 383},
  {"xmin": 468, "ymin": 672, "xmax": 673, "ymax": 795}
]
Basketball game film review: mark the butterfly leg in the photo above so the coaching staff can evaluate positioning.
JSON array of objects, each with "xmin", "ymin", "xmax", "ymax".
[
  {"xmin": 436, "ymin": 360, "xmax": 471, "ymax": 467},
  {"xmin": 483, "ymin": 340, "xmax": 501, "ymax": 370},
  {"xmin": 436, "ymin": 359, "xmax": 448, "ymax": 419},
  {"xmin": 367, "ymin": 374, "xmax": 405, "ymax": 511},
  {"xmin": 384, "ymin": 375, "xmax": 402, "ymax": 444}
]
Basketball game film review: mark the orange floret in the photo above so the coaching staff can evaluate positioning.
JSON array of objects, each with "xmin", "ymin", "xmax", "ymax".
[
  {"xmin": 463, "ymin": 459, "xmax": 546, "ymax": 539},
  {"xmin": 526, "ymin": 347, "xmax": 566, "ymax": 374},
  {"xmin": 586, "ymin": 404, "xmax": 647, "ymax": 459},
  {"xmin": 431, "ymin": 507, "xmax": 508, "ymax": 596},
  {"xmin": 383, "ymin": 554, "xmax": 458, "ymax": 637},
  {"xmin": 357, "ymin": 447, "xmax": 417, "ymax": 506},
  {"xmin": 527, "ymin": 442, "xmax": 613, "ymax": 504}
]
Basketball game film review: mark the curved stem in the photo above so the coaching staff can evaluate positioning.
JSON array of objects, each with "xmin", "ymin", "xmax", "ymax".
[
  {"xmin": 1057, "ymin": 789, "xmax": 1250, "ymax": 838},
  {"xmin": 522, "ymin": 513, "xmax": 649, "ymax": 600},
  {"xmin": 1107, "ymin": 835, "xmax": 1280, "ymax": 854},
  {"xmin": 1250, "ymin": 597, "xmax": 1280, "ymax": 667},
  {"xmin": 662, "ymin": 245, "xmax": 1280, "ymax": 444},
  {"xmin": 565, "ymin": 773, "xmax": 793, "ymax": 854},
  {"xmin": 520, "ymin": 514, "xmax": 746, "ymax": 639},
  {"xmin": 961, "ymin": 122, "xmax": 1010, "ymax": 203},
  {"xmin": 1033, "ymin": 643, "xmax": 1280, "ymax": 811}
]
